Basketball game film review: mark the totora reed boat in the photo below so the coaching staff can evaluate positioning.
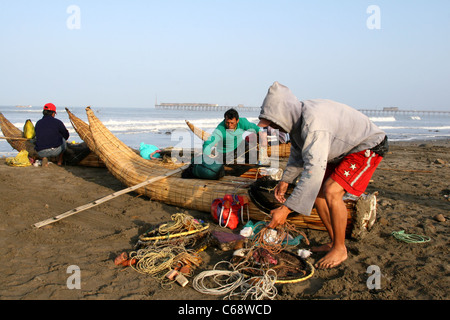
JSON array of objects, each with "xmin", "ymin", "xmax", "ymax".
[
  {"xmin": 0, "ymin": 112, "xmax": 104, "ymax": 167},
  {"xmin": 64, "ymin": 107, "xmax": 377, "ymax": 236},
  {"xmin": 0, "ymin": 112, "xmax": 38, "ymax": 157}
]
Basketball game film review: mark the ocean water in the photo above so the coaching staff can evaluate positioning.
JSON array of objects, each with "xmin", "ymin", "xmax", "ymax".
[{"xmin": 0, "ymin": 105, "xmax": 449, "ymax": 157}]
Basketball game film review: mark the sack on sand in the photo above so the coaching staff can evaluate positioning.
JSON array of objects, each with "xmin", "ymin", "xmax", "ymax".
[
  {"xmin": 211, "ymin": 194, "xmax": 249, "ymax": 230},
  {"xmin": 190, "ymin": 155, "xmax": 225, "ymax": 180},
  {"xmin": 139, "ymin": 143, "xmax": 161, "ymax": 159},
  {"xmin": 6, "ymin": 150, "xmax": 31, "ymax": 167}
]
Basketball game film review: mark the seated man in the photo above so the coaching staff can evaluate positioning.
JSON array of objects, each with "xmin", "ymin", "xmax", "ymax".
[
  {"xmin": 34, "ymin": 103, "xmax": 70, "ymax": 167},
  {"xmin": 202, "ymin": 108, "xmax": 266, "ymax": 165}
]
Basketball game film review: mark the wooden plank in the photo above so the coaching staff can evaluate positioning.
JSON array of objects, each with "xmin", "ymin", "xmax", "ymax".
[{"xmin": 32, "ymin": 165, "xmax": 189, "ymax": 229}]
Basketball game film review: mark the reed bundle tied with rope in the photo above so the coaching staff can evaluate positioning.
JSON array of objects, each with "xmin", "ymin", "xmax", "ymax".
[{"xmin": 67, "ymin": 107, "xmax": 359, "ymax": 233}]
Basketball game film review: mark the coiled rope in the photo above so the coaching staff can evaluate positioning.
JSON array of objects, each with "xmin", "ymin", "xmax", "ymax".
[
  {"xmin": 157, "ymin": 213, "xmax": 203, "ymax": 235},
  {"xmin": 138, "ymin": 213, "xmax": 209, "ymax": 246},
  {"xmin": 129, "ymin": 245, "xmax": 201, "ymax": 288},
  {"xmin": 192, "ymin": 261, "xmax": 278, "ymax": 300}
]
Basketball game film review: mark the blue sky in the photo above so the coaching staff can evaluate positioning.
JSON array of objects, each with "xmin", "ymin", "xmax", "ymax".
[{"xmin": 0, "ymin": 0, "xmax": 449, "ymax": 110}]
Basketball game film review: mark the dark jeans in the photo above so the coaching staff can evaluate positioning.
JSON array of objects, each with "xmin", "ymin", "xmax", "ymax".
[{"xmin": 37, "ymin": 139, "xmax": 67, "ymax": 158}]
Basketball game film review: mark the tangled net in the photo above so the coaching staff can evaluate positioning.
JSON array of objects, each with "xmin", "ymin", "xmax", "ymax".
[
  {"xmin": 192, "ymin": 220, "xmax": 314, "ymax": 299},
  {"xmin": 250, "ymin": 221, "xmax": 310, "ymax": 255},
  {"xmin": 229, "ymin": 221, "xmax": 314, "ymax": 283}
]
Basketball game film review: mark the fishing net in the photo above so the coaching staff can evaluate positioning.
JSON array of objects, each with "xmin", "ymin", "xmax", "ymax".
[
  {"xmin": 229, "ymin": 221, "xmax": 314, "ymax": 284},
  {"xmin": 229, "ymin": 247, "xmax": 314, "ymax": 284}
]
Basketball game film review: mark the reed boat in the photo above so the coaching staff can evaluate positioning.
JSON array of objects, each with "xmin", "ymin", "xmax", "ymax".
[
  {"xmin": 0, "ymin": 112, "xmax": 104, "ymax": 167},
  {"xmin": 185, "ymin": 120, "xmax": 292, "ymax": 158},
  {"xmin": 0, "ymin": 112, "xmax": 38, "ymax": 157},
  {"xmin": 65, "ymin": 107, "xmax": 377, "ymax": 236}
]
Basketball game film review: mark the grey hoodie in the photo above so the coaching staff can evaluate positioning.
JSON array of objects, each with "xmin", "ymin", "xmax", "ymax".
[{"xmin": 259, "ymin": 82, "xmax": 386, "ymax": 215}]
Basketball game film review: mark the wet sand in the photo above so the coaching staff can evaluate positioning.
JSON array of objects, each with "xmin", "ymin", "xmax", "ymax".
[{"xmin": 0, "ymin": 140, "xmax": 448, "ymax": 302}]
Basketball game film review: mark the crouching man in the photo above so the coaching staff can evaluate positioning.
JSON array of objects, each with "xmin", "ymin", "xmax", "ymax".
[
  {"xmin": 34, "ymin": 103, "xmax": 70, "ymax": 167},
  {"xmin": 257, "ymin": 82, "xmax": 388, "ymax": 269}
]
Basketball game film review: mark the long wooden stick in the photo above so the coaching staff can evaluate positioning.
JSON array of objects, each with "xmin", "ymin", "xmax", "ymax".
[
  {"xmin": 378, "ymin": 168, "xmax": 433, "ymax": 173},
  {"xmin": 0, "ymin": 136, "xmax": 29, "ymax": 141},
  {"xmin": 33, "ymin": 165, "xmax": 189, "ymax": 229}
]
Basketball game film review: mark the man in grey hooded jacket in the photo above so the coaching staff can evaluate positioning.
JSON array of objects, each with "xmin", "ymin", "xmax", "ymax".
[{"xmin": 257, "ymin": 82, "xmax": 387, "ymax": 269}]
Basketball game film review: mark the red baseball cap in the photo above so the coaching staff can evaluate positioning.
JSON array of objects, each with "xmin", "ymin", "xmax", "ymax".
[{"xmin": 43, "ymin": 103, "xmax": 56, "ymax": 112}]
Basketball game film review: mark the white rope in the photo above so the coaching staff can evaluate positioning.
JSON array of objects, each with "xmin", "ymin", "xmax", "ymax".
[{"xmin": 192, "ymin": 261, "xmax": 278, "ymax": 300}]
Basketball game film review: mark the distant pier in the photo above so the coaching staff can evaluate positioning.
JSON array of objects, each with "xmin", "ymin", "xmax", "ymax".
[
  {"xmin": 155, "ymin": 103, "xmax": 449, "ymax": 115},
  {"xmin": 155, "ymin": 103, "xmax": 260, "ymax": 112},
  {"xmin": 359, "ymin": 108, "xmax": 450, "ymax": 116}
]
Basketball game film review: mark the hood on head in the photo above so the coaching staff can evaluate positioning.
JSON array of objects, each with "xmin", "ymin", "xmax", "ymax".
[{"xmin": 258, "ymin": 82, "xmax": 302, "ymax": 133}]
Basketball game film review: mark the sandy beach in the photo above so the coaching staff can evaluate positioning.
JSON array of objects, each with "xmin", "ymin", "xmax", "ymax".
[{"xmin": 0, "ymin": 140, "xmax": 448, "ymax": 302}]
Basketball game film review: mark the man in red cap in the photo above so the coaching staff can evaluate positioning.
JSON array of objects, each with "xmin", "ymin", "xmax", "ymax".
[{"xmin": 34, "ymin": 103, "xmax": 70, "ymax": 166}]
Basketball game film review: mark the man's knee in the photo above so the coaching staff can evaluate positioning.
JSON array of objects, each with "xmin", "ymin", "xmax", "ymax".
[{"xmin": 323, "ymin": 178, "xmax": 345, "ymax": 203}]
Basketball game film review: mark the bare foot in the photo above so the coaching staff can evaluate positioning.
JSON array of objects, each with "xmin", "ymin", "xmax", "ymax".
[
  {"xmin": 315, "ymin": 247, "xmax": 347, "ymax": 269},
  {"xmin": 311, "ymin": 243, "xmax": 333, "ymax": 252}
]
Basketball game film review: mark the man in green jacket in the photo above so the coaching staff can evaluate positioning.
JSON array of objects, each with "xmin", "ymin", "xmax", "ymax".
[{"xmin": 202, "ymin": 108, "xmax": 266, "ymax": 164}]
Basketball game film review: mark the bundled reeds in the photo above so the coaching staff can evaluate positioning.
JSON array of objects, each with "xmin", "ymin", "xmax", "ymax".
[
  {"xmin": 0, "ymin": 112, "xmax": 37, "ymax": 157},
  {"xmin": 65, "ymin": 108, "xmax": 97, "ymax": 153},
  {"xmin": 0, "ymin": 110, "xmax": 104, "ymax": 167},
  {"xmin": 79, "ymin": 107, "xmax": 360, "ymax": 233}
]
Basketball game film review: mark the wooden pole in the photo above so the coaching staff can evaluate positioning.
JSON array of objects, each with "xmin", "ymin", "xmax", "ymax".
[
  {"xmin": 0, "ymin": 136, "xmax": 29, "ymax": 141},
  {"xmin": 32, "ymin": 165, "xmax": 189, "ymax": 229},
  {"xmin": 377, "ymin": 168, "xmax": 433, "ymax": 173}
]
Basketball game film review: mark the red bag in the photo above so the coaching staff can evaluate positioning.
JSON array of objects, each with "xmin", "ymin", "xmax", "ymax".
[{"xmin": 211, "ymin": 194, "xmax": 249, "ymax": 230}]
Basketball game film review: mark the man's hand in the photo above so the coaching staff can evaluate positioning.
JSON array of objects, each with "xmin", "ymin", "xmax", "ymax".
[
  {"xmin": 268, "ymin": 205, "xmax": 292, "ymax": 229},
  {"xmin": 274, "ymin": 181, "xmax": 289, "ymax": 203}
]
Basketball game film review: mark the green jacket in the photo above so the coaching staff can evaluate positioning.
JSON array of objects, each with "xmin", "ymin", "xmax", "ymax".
[{"xmin": 202, "ymin": 118, "xmax": 261, "ymax": 155}]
